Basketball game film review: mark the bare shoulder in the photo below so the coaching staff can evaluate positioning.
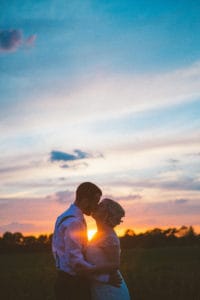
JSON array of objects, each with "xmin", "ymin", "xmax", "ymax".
[{"xmin": 100, "ymin": 231, "xmax": 120, "ymax": 248}]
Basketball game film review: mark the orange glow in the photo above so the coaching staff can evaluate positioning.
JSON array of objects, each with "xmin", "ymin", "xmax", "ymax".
[
  {"xmin": 3, "ymin": 224, "xmax": 200, "ymax": 239},
  {"xmin": 87, "ymin": 229, "xmax": 97, "ymax": 240}
]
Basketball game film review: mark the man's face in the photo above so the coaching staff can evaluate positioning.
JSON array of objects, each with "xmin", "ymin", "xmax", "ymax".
[{"xmin": 82, "ymin": 192, "xmax": 101, "ymax": 216}]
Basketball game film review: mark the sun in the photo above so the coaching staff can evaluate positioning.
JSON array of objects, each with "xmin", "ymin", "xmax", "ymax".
[{"xmin": 87, "ymin": 229, "xmax": 97, "ymax": 241}]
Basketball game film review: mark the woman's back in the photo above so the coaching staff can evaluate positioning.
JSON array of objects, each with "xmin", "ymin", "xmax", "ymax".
[{"xmin": 86, "ymin": 228, "xmax": 131, "ymax": 300}]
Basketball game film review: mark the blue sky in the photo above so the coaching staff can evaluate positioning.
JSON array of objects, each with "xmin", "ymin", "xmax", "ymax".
[{"xmin": 0, "ymin": 0, "xmax": 200, "ymax": 235}]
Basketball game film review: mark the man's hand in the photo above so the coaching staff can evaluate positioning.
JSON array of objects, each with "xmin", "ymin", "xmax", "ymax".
[
  {"xmin": 75, "ymin": 263, "xmax": 86, "ymax": 275},
  {"xmin": 108, "ymin": 271, "xmax": 122, "ymax": 287},
  {"xmin": 75, "ymin": 263, "xmax": 95, "ymax": 276}
]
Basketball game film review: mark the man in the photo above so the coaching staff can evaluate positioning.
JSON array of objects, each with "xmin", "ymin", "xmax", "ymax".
[{"xmin": 52, "ymin": 182, "xmax": 121, "ymax": 300}]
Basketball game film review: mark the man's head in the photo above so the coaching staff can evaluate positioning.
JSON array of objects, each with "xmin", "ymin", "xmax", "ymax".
[{"xmin": 74, "ymin": 182, "xmax": 102, "ymax": 215}]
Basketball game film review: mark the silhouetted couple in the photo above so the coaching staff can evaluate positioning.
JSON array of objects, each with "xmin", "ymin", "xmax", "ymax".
[{"xmin": 52, "ymin": 182, "xmax": 130, "ymax": 300}]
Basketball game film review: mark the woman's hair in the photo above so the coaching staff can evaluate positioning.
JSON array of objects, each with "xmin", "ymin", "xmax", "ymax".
[{"xmin": 95, "ymin": 198, "xmax": 125, "ymax": 227}]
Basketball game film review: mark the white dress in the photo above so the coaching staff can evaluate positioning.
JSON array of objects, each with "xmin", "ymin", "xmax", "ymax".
[{"xmin": 86, "ymin": 228, "xmax": 131, "ymax": 300}]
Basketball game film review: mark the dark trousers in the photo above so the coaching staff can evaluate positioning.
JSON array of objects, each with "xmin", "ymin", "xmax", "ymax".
[{"xmin": 55, "ymin": 270, "xmax": 91, "ymax": 300}]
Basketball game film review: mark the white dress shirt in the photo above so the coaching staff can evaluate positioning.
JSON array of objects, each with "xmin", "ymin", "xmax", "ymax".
[{"xmin": 52, "ymin": 204, "xmax": 92, "ymax": 275}]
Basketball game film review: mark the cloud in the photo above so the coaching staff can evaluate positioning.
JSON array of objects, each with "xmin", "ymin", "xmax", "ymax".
[
  {"xmin": 47, "ymin": 190, "xmax": 74, "ymax": 204},
  {"xmin": 60, "ymin": 61, "xmax": 200, "ymax": 121},
  {"xmin": 0, "ymin": 196, "xmax": 199, "ymax": 235},
  {"xmin": 60, "ymin": 162, "xmax": 88, "ymax": 169},
  {"xmin": 60, "ymin": 164, "xmax": 70, "ymax": 169},
  {"xmin": 25, "ymin": 34, "xmax": 37, "ymax": 47},
  {"xmin": 175, "ymin": 199, "xmax": 188, "ymax": 204},
  {"xmin": 1, "ymin": 61, "xmax": 200, "ymax": 137},
  {"xmin": 120, "ymin": 194, "xmax": 142, "ymax": 201},
  {"xmin": 104, "ymin": 193, "xmax": 142, "ymax": 202},
  {"xmin": 165, "ymin": 159, "xmax": 180, "ymax": 171},
  {"xmin": 0, "ymin": 156, "xmax": 47, "ymax": 185},
  {"xmin": 50, "ymin": 149, "xmax": 92, "ymax": 162},
  {"xmin": 0, "ymin": 222, "xmax": 36, "ymax": 235},
  {"xmin": 123, "ymin": 199, "xmax": 200, "ymax": 230},
  {"xmin": 58, "ymin": 177, "xmax": 67, "ymax": 181},
  {"xmin": 141, "ymin": 199, "xmax": 200, "ymax": 216},
  {"xmin": 0, "ymin": 29, "xmax": 22, "ymax": 52},
  {"xmin": 0, "ymin": 29, "xmax": 37, "ymax": 53},
  {"xmin": 106, "ymin": 175, "xmax": 200, "ymax": 192},
  {"xmin": 187, "ymin": 152, "xmax": 200, "ymax": 157},
  {"xmin": 167, "ymin": 159, "xmax": 180, "ymax": 164},
  {"xmin": 156, "ymin": 178, "xmax": 200, "ymax": 191},
  {"xmin": 0, "ymin": 196, "xmax": 74, "ymax": 235},
  {"xmin": 0, "ymin": 163, "xmax": 35, "ymax": 175}
]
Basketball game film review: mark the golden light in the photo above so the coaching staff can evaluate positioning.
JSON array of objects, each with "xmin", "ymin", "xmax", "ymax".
[{"xmin": 87, "ymin": 229, "xmax": 97, "ymax": 241}]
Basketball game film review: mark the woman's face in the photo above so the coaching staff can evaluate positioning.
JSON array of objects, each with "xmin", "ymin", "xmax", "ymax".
[
  {"xmin": 91, "ymin": 206, "xmax": 103, "ymax": 221},
  {"xmin": 111, "ymin": 213, "xmax": 124, "ymax": 227}
]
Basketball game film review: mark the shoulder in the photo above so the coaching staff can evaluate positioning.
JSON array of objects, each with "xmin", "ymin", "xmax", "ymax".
[
  {"xmin": 61, "ymin": 216, "xmax": 82, "ymax": 229},
  {"xmin": 100, "ymin": 232, "xmax": 120, "ymax": 248},
  {"xmin": 55, "ymin": 215, "xmax": 80, "ymax": 232}
]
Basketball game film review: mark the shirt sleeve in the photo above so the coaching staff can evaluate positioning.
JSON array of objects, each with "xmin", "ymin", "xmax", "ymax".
[{"xmin": 64, "ymin": 220, "xmax": 93, "ymax": 271}]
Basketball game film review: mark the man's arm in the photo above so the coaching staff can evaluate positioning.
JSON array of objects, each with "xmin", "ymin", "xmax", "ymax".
[
  {"xmin": 66, "ymin": 223, "xmax": 122, "ymax": 287},
  {"xmin": 75, "ymin": 242, "xmax": 122, "ymax": 287},
  {"xmin": 64, "ymin": 221, "xmax": 95, "ymax": 272}
]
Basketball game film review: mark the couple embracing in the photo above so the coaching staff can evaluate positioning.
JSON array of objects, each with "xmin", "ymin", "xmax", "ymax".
[{"xmin": 52, "ymin": 182, "xmax": 131, "ymax": 300}]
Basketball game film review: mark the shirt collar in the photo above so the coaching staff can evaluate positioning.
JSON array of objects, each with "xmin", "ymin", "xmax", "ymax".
[{"xmin": 67, "ymin": 203, "xmax": 84, "ymax": 221}]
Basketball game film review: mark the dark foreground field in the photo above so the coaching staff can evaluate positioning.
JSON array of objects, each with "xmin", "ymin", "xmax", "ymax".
[{"xmin": 0, "ymin": 247, "xmax": 200, "ymax": 300}]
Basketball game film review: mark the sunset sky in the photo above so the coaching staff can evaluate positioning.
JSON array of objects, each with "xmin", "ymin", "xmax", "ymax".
[{"xmin": 0, "ymin": 0, "xmax": 200, "ymax": 237}]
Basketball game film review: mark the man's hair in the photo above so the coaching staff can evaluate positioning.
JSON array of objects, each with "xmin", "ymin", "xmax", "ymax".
[{"xmin": 75, "ymin": 182, "xmax": 102, "ymax": 203}]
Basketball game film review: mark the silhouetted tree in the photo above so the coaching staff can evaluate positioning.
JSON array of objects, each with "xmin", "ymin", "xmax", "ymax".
[
  {"xmin": 0, "ymin": 226, "xmax": 199, "ymax": 252},
  {"xmin": 23, "ymin": 236, "xmax": 37, "ymax": 251},
  {"xmin": 124, "ymin": 229, "xmax": 135, "ymax": 236},
  {"xmin": 13, "ymin": 232, "xmax": 24, "ymax": 245}
]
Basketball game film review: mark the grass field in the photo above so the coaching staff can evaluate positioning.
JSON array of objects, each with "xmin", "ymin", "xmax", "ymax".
[{"xmin": 0, "ymin": 247, "xmax": 200, "ymax": 300}]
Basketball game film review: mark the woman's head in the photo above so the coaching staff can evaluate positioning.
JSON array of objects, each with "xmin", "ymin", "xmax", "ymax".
[{"xmin": 92, "ymin": 198, "xmax": 125, "ymax": 228}]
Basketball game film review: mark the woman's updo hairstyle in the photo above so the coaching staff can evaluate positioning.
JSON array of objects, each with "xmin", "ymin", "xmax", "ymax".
[{"xmin": 95, "ymin": 198, "xmax": 125, "ymax": 227}]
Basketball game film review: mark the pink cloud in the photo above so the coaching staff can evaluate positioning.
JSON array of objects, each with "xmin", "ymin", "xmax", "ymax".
[
  {"xmin": 25, "ymin": 34, "xmax": 37, "ymax": 47},
  {"xmin": 0, "ymin": 222, "xmax": 36, "ymax": 235},
  {"xmin": 0, "ymin": 195, "xmax": 199, "ymax": 236},
  {"xmin": 0, "ymin": 29, "xmax": 37, "ymax": 53},
  {"xmin": 0, "ymin": 29, "xmax": 22, "ymax": 53}
]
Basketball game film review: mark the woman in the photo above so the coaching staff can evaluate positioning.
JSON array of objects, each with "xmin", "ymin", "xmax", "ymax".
[{"xmin": 86, "ymin": 198, "xmax": 131, "ymax": 300}]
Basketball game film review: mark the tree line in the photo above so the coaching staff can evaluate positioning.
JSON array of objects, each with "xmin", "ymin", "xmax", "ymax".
[
  {"xmin": 120, "ymin": 226, "xmax": 200, "ymax": 249},
  {"xmin": 0, "ymin": 225, "xmax": 199, "ymax": 253}
]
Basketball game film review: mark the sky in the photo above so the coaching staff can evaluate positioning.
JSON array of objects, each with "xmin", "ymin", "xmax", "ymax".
[{"xmin": 0, "ymin": 0, "xmax": 200, "ymax": 237}]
